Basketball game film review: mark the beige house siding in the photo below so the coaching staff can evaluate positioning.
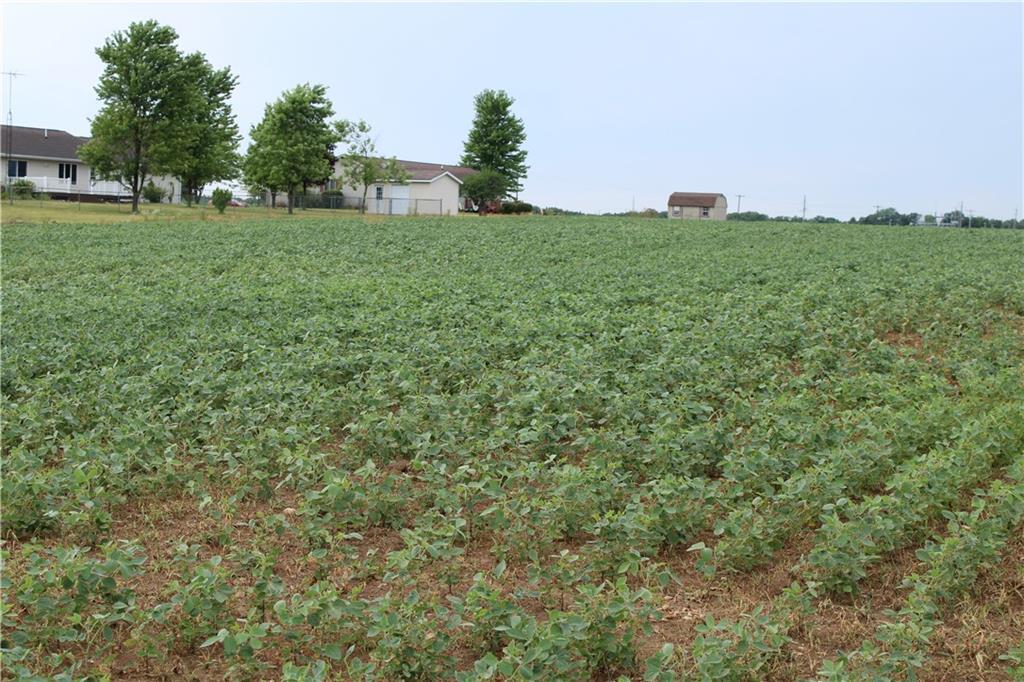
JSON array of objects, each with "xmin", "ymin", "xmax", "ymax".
[
  {"xmin": 5, "ymin": 155, "xmax": 181, "ymax": 203},
  {"xmin": 330, "ymin": 164, "xmax": 461, "ymax": 215},
  {"xmin": 409, "ymin": 175, "xmax": 459, "ymax": 215},
  {"xmin": 7, "ymin": 157, "xmax": 90, "ymax": 190}
]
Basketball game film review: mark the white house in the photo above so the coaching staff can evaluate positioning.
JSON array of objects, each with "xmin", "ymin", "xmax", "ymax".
[
  {"xmin": 328, "ymin": 159, "xmax": 477, "ymax": 215},
  {"xmin": 2, "ymin": 124, "xmax": 181, "ymax": 202}
]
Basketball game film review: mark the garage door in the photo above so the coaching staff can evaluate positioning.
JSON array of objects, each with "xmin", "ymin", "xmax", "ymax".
[{"xmin": 390, "ymin": 184, "xmax": 410, "ymax": 215}]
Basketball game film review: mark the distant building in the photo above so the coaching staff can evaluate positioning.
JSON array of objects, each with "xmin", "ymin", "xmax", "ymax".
[
  {"xmin": 327, "ymin": 159, "xmax": 478, "ymax": 215},
  {"xmin": 1, "ymin": 124, "xmax": 180, "ymax": 202},
  {"xmin": 667, "ymin": 192, "xmax": 727, "ymax": 220}
]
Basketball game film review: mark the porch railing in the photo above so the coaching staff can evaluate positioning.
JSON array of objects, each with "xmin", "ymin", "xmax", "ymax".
[{"xmin": 6, "ymin": 176, "xmax": 127, "ymax": 197}]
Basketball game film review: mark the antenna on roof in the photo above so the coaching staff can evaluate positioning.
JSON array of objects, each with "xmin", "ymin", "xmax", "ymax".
[{"xmin": 3, "ymin": 70, "xmax": 26, "ymax": 206}]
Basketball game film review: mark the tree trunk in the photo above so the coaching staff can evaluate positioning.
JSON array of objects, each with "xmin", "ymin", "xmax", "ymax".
[
  {"xmin": 131, "ymin": 136, "xmax": 143, "ymax": 214},
  {"xmin": 287, "ymin": 189, "xmax": 294, "ymax": 215},
  {"xmin": 361, "ymin": 187, "xmax": 368, "ymax": 215},
  {"xmin": 131, "ymin": 166, "xmax": 141, "ymax": 214},
  {"xmin": 271, "ymin": 191, "xmax": 277, "ymax": 208}
]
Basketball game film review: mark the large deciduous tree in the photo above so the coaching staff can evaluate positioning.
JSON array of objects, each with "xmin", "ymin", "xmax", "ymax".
[
  {"xmin": 460, "ymin": 89, "xmax": 528, "ymax": 197},
  {"xmin": 337, "ymin": 121, "xmax": 409, "ymax": 214},
  {"xmin": 79, "ymin": 21, "xmax": 205, "ymax": 213},
  {"xmin": 243, "ymin": 84, "xmax": 341, "ymax": 215},
  {"xmin": 172, "ymin": 56, "xmax": 241, "ymax": 207}
]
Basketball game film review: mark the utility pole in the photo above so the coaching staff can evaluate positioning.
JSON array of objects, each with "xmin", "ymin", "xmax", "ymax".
[
  {"xmin": 735, "ymin": 194, "xmax": 744, "ymax": 213},
  {"xmin": 802, "ymin": 194, "xmax": 806, "ymax": 221},
  {"xmin": 3, "ymin": 70, "xmax": 24, "ymax": 206},
  {"xmin": 966, "ymin": 209, "xmax": 974, "ymax": 228}
]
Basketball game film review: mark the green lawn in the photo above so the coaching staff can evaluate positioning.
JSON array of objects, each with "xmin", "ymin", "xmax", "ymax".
[
  {"xmin": 3, "ymin": 217, "xmax": 1023, "ymax": 679},
  {"xmin": 0, "ymin": 197, "xmax": 365, "ymax": 224}
]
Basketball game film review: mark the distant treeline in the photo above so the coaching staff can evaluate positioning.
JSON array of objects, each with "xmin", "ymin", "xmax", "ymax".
[
  {"xmin": 541, "ymin": 207, "xmax": 668, "ymax": 218},
  {"xmin": 728, "ymin": 208, "xmax": 1022, "ymax": 229},
  {"xmin": 527, "ymin": 206, "xmax": 1022, "ymax": 228}
]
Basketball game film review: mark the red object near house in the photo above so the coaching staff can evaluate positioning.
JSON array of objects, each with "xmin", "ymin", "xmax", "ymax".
[{"xmin": 478, "ymin": 200, "xmax": 500, "ymax": 215}]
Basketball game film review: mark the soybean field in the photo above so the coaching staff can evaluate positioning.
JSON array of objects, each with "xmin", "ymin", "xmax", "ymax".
[{"xmin": 3, "ymin": 218, "xmax": 1023, "ymax": 680}]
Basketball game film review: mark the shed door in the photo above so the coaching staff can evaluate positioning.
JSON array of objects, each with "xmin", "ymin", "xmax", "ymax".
[{"xmin": 390, "ymin": 184, "xmax": 410, "ymax": 215}]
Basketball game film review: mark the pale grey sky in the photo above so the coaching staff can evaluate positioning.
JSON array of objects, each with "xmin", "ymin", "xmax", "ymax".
[{"xmin": 2, "ymin": 1, "xmax": 1022, "ymax": 218}]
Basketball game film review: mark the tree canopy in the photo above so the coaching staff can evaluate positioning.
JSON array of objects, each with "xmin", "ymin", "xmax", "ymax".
[
  {"xmin": 243, "ymin": 84, "xmax": 342, "ymax": 214},
  {"xmin": 80, "ymin": 21, "xmax": 211, "ymax": 213},
  {"xmin": 171, "ymin": 56, "xmax": 241, "ymax": 206},
  {"xmin": 460, "ymin": 89, "xmax": 528, "ymax": 197}
]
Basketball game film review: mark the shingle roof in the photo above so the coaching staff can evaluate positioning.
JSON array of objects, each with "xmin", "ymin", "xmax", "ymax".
[
  {"xmin": 396, "ymin": 160, "xmax": 478, "ymax": 182},
  {"xmin": 1, "ymin": 125, "xmax": 88, "ymax": 161},
  {"xmin": 667, "ymin": 192, "xmax": 725, "ymax": 208}
]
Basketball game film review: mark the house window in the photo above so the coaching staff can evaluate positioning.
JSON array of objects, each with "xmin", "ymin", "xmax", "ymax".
[
  {"xmin": 701, "ymin": 207, "xmax": 710, "ymax": 218},
  {"xmin": 672, "ymin": 206, "xmax": 680, "ymax": 216},
  {"xmin": 7, "ymin": 160, "xmax": 27, "ymax": 177},
  {"xmin": 375, "ymin": 186, "xmax": 384, "ymax": 200},
  {"xmin": 58, "ymin": 163, "xmax": 78, "ymax": 184}
]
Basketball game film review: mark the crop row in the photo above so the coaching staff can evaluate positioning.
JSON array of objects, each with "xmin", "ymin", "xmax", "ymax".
[
  {"xmin": 704, "ymin": 393, "xmax": 970, "ymax": 573},
  {"xmin": 815, "ymin": 456, "xmax": 1024, "ymax": 680},
  {"xmin": 805, "ymin": 404, "xmax": 1024, "ymax": 595}
]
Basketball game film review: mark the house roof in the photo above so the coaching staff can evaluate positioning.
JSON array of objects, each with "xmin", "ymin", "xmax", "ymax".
[
  {"xmin": 667, "ymin": 192, "xmax": 725, "ymax": 208},
  {"xmin": 2, "ymin": 125, "xmax": 88, "ymax": 161},
  {"xmin": 334, "ymin": 158, "xmax": 479, "ymax": 184},
  {"xmin": 395, "ymin": 160, "xmax": 478, "ymax": 182}
]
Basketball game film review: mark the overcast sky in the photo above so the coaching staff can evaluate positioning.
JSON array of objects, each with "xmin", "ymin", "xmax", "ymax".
[{"xmin": 2, "ymin": 2, "xmax": 1021, "ymax": 218}]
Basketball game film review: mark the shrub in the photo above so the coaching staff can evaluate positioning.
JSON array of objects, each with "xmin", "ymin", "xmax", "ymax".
[
  {"xmin": 499, "ymin": 201, "xmax": 533, "ymax": 215},
  {"xmin": 461, "ymin": 170, "xmax": 508, "ymax": 214},
  {"xmin": 211, "ymin": 188, "xmax": 232, "ymax": 214},
  {"xmin": 142, "ymin": 180, "xmax": 166, "ymax": 204},
  {"xmin": 11, "ymin": 179, "xmax": 35, "ymax": 198}
]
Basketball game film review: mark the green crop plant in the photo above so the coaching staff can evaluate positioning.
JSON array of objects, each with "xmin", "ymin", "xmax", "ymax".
[{"xmin": 3, "ymin": 217, "xmax": 1022, "ymax": 678}]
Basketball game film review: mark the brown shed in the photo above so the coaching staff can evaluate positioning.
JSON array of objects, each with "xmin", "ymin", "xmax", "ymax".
[{"xmin": 667, "ymin": 192, "xmax": 728, "ymax": 220}]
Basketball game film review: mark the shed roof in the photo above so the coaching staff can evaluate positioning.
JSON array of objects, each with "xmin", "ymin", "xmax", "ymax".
[
  {"xmin": 2, "ymin": 125, "xmax": 88, "ymax": 161},
  {"xmin": 667, "ymin": 192, "xmax": 725, "ymax": 208}
]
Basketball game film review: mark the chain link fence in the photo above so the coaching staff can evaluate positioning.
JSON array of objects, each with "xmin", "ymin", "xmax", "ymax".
[{"xmin": 248, "ymin": 192, "xmax": 446, "ymax": 215}]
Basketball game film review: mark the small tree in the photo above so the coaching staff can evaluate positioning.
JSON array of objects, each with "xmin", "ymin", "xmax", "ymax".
[
  {"xmin": 337, "ymin": 121, "xmax": 408, "ymax": 214},
  {"xmin": 243, "ymin": 84, "xmax": 342, "ymax": 215},
  {"xmin": 142, "ymin": 180, "xmax": 166, "ymax": 203},
  {"xmin": 211, "ymin": 188, "xmax": 232, "ymax": 214},
  {"xmin": 461, "ymin": 169, "xmax": 507, "ymax": 215}
]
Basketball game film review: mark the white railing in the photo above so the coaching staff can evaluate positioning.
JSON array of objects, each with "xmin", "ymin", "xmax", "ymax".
[{"xmin": 6, "ymin": 176, "xmax": 126, "ymax": 197}]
